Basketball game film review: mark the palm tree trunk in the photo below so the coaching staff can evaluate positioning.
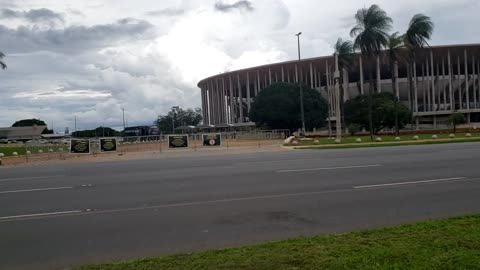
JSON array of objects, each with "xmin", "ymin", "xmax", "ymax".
[
  {"xmin": 368, "ymin": 57, "xmax": 375, "ymax": 141},
  {"xmin": 392, "ymin": 62, "xmax": 400, "ymax": 136}
]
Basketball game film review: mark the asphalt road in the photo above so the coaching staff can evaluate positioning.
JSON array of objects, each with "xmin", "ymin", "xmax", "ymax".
[{"xmin": 1, "ymin": 142, "xmax": 480, "ymax": 270}]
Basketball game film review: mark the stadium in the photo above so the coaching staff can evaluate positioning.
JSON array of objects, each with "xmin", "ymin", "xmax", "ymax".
[{"xmin": 198, "ymin": 44, "xmax": 480, "ymax": 129}]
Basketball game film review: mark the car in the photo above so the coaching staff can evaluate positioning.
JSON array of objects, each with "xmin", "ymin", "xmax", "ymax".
[{"xmin": 0, "ymin": 138, "xmax": 8, "ymax": 144}]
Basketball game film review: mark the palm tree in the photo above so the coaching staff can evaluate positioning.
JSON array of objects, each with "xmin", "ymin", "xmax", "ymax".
[
  {"xmin": 386, "ymin": 32, "xmax": 404, "ymax": 135},
  {"xmin": 334, "ymin": 38, "xmax": 354, "ymax": 136},
  {"xmin": 404, "ymin": 14, "xmax": 434, "ymax": 117},
  {"xmin": 350, "ymin": 4, "xmax": 392, "ymax": 140},
  {"xmin": 0, "ymin": 52, "xmax": 6, "ymax": 70}
]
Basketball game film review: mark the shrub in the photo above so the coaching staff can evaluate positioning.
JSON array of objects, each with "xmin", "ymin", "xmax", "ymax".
[
  {"xmin": 432, "ymin": 135, "xmax": 438, "ymax": 139},
  {"xmin": 394, "ymin": 137, "xmax": 401, "ymax": 141},
  {"xmin": 348, "ymin": 124, "xmax": 362, "ymax": 136},
  {"xmin": 413, "ymin": 135, "xmax": 419, "ymax": 140},
  {"xmin": 375, "ymin": 137, "xmax": 382, "ymax": 142},
  {"xmin": 466, "ymin": 133, "xmax": 472, "ymax": 137},
  {"xmin": 449, "ymin": 134, "xmax": 455, "ymax": 138},
  {"xmin": 356, "ymin": 138, "xmax": 362, "ymax": 143}
]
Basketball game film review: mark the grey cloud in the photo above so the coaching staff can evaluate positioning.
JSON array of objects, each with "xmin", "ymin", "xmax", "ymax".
[
  {"xmin": 146, "ymin": 8, "xmax": 185, "ymax": 17},
  {"xmin": 0, "ymin": 18, "xmax": 154, "ymax": 54},
  {"xmin": 0, "ymin": 8, "xmax": 64, "ymax": 24},
  {"xmin": 214, "ymin": 1, "xmax": 254, "ymax": 13}
]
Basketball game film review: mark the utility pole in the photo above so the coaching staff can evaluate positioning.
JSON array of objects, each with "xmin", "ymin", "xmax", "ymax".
[
  {"xmin": 74, "ymin": 116, "xmax": 77, "ymax": 132},
  {"xmin": 334, "ymin": 52, "xmax": 342, "ymax": 141},
  {"xmin": 122, "ymin": 108, "xmax": 126, "ymax": 131},
  {"xmin": 296, "ymin": 32, "xmax": 306, "ymax": 136}
]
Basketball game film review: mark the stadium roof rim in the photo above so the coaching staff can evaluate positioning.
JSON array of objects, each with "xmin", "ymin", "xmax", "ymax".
[{"xmin": 197, "ymin": 42, "xmax": 480, "ymax": 87}]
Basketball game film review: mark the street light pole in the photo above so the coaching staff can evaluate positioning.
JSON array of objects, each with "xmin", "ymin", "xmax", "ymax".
[
  {"xmin": 296, "ymin": 32, "xmax": 306, "ymax": 136},
  {"xmin": 334, "ymin": 52, "xmax": 342, "ymax": 141}
]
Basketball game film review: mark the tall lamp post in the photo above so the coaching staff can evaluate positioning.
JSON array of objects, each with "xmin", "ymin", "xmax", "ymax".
[
  {"xmin": 333, "ymin": 53, "xmax": 342, "ymax": 141},
  {"xmin": 171, "ymin": 106, "xmax": 179, "ymax": 134},
  {"xmin": 296, "ymin": 32, "xmax": 306, "ymax": 136}
]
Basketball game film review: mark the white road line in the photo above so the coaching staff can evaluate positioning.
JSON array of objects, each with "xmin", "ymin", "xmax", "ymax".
[
  {"xmin": 0, "ymin": 186, "xmax": 74, "ymax": 194},
  {"xmin": 277, "ymin": 164, "xmax": 381, "ymax": 173},
  {"xmin": 353, "ymin": 177, "xmax": 467, "ymax": 189},
  {"xmin": 0, "ymin": 175, "xmax": 65, "ymax": 183},
  {"xmin": 0, "ymin": 210, "xmax": 82, "ymax": 220}
]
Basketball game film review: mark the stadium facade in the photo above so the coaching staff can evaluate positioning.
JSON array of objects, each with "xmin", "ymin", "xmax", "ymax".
[{"xmin": 198, "ymin": 44, "xmax": 480, "ymax": 129}]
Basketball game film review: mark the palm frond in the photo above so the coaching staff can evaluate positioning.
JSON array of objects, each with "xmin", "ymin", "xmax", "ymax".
[
  {"xmin": 405, "ymin": 14, "xmax": 434, "ymax": 49},
  {"xmin": 350, "ymin": 5, "xmax": 393, "ymax": 56},
  {"xmin": 0, "ymin": 51, "xmax": 6, "ymax": 69}
]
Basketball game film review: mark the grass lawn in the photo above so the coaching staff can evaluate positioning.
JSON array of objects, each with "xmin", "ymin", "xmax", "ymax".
[
  {"xmin": 0, "ymin": 145, "xmax": 66, "ymax": 157},
  {"xmin": 76, "ymin": 215, "xmax": 480, "ymax": 270},
  {"xmin": 288, "ymin": 132, "xmax": 480, "ymax": 149}
]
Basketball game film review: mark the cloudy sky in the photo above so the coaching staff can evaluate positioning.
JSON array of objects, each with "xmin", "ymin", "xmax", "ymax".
[{"xmin": 0, "ymin": 0, "xmax": 478, "ymax": 131}]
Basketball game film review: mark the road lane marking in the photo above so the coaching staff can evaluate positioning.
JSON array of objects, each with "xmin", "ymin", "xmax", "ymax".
[
  {"xmin": 0, "ymin": 175, "xmax": 65, "ymax": 183},
  {"xmin": 353, "ymin": 177, "xmax": 467, "ymax": 189},
  {"xmin": 0, "ymin": 186, "xmax": 74, "ymax": 194},
  {"xmin": 277, "ymin": 164, "xmax": 381, "ymax": 173},
  {"xmin": 0, "ymin": 210, "xmax": 82, "ymax": 220}
]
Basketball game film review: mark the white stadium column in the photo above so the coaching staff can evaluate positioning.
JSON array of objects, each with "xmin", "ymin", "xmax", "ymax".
[
  {"xmin": 256, "ymin": 70, "xmax": 261, "ymax": 95},
  {"xmin": 269, "ymin": 68, "xmax": 272, "ymax": 85},
  {"xmin": 246, "ymin": 72, "xmax": 251, "ymax": 116},
  {"xmin": 458, "ymin": 56, "xmax": 462, "ymax": 110},
  {"xmin": 426, "ymin": 60, "xmax": 431, "ymax": 111},
  {"xmin": 237, "ymin": 74, "xmax": 244, "ymax": 123},
  {"xmin": 412, "ymin": 60, "xmax": 418, "ymax": 112},
  {"xmin": 442, "ymin": 58, "xmax": 447, "ymax": 110},
  {"xmin": 430, "ymin": 51, "xmax": 436, "ymax": 111},
  {"xmin": 221, "ymin": 78, "xmax": 227, "ymax": 123},
  {"xmin": 472, "ymin": 56, "xmax": 477, "ymax": 109},
  {"xmin": 310, "ymin": 62, "xmax": 315, "ymax": 89},
  {"xmin": 448, "ymin": 50, "xmax": 454, "ymax": 110},
  {"xmin": 421, "ymin": 64, "xmax": 426, "ymax": 111},
  {"xmin": 436, "ymin": 62, "xmax": 440, "ymax": 110},
  {"xmin": 229, "ymin": 76, "xmax": 235, "ymax": 123},
  {"xmin": 465, "ymin": 49, "xmax": 470, "ymax": 110},
  {"xmin": 281, "ymin": 66, "xmax": 285, "ymax": 82}
]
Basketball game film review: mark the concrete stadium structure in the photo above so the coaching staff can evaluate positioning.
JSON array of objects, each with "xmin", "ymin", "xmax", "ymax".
[{"xmin": 198, "ymin": 44, "xmax": 480, "ymax": 129}]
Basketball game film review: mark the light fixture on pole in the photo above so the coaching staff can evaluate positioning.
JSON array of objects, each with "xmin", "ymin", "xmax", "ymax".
[{"xmin": 295, "ymin": 32, "xmax": 306, "ymax": 136}]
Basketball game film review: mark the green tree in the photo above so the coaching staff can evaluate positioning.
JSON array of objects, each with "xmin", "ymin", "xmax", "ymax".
[
  {"xmin": 350, "ymin": 4, "xmax": 393, "ymax": 140},
  {"xmin": 448, "ymin": 113, "xmax": 465, "ymax": 133},
  {"xmin": 249, "ymin": 82, "xmax": 328, "ymax": 131},
  {"xmin": 72, "ymin": 127, "xmax": 121, "ymax": 138},
  {"xmin": 155, "ymin": 107, "xmax": 202, "ymax": 134},
  {"xmin": 0, "ymin": 51, "xmax": 6, "ymax": 70},
  {"xmin": 404, "ymin": 14, "xmax": 434, "ymax": 112},
  {"xmin": 386, "ymin": 32, "xmax": 405, "ymax": 135},
  {"xmin": 12, "ymin": 118, "xmax": 53, "ymax": 134},
  {"xmin": 344, "ymin": 92, "xmax": 411, "ymax": 135}
]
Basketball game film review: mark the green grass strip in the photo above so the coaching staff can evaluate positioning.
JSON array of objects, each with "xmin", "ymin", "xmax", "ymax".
[
  {"xmin": 76, "ymin": 215, "xmax": 480, "ymax": 270},
  {"xmin": 294, "ymin": 137, "xmax": 480, "ymax": 150}
]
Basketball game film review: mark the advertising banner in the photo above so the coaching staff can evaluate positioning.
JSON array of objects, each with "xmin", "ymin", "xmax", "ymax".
[
  {"xmin": 168, "ymin": 135, "xmax": 189, "ymax": 148},
  {"xmin": 202, "ymin": 134, "xmax": 221, "ymax": 146},
  {"xmin": 70, "ymin": 139, "xmax": 90, "ymax": 154},
  {"xmin": 100, "ymin": 138, "xmax": 117, "ymax": 152}
]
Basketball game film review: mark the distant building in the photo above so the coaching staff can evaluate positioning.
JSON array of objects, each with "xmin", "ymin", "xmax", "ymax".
[
  {"xmin": 123, "ymin": 126, "xmax": 160, "ymax": 137},
  {"xmin": 198, "ymin": 43, "xmax": 480, "ymax": 129},
  {"xmin": 0, "ymin": 126, "xmax": 47, "ymax": 141}
]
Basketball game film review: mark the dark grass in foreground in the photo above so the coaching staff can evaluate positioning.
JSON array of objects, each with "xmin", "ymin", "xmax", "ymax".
[{"xmin": 76, "ymin": 215, "xmax": 480, "ymax": 270}]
